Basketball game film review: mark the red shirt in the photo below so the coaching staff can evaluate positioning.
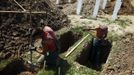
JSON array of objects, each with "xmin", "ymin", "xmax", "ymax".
[{"xmin": 43, "ymin": 31, "xmax": 56, "ymax": 51}]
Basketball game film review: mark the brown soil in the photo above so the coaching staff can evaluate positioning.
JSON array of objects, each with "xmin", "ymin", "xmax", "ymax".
[
  {"xmin": 0, "ymin": 0, "xmax": 69, "ymax": 59},
  {"xmin": 101, "ymin": 33, "xmax": 134, "ymax": 75}
]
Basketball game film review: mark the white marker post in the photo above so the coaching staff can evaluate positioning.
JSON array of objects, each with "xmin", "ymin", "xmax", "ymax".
[
  {"xmin": 76, "ymin": 0, "xmax": 83, "ymax": 15},
  {"xmin": 112, "ymin": 0, "xmax": 122, "ymax": 20},
  {"xmin": 93, "ymin": 0, "xmax": 101, "ymax": 18},
  {"xmin": 56, "ymin": 0, "xmax": 60, "ymax": 5},
  {"xmin": 68, "ymin": 0, "xmax": 71, "ymax": 3},
  {"xmin": 102, "ymin": 0, "xmax": 108, "ymax": 9},
  {"xmin": 100, "ymin": 0, "xmax": 104, "ymax": 9}
]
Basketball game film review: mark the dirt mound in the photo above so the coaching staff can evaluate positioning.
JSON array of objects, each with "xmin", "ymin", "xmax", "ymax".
[
  {"xmin": 101, "ymin": 34, "xmax": 134, "ymax": 75},
  {"xmin": 0, "ymin": 0, "xmax": 69, "ymax": 59}
]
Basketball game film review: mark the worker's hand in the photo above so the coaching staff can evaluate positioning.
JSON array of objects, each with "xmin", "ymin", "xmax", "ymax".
[{"xmin": 36, "ymin": 44, "xmax": 48, "ymax": 54}]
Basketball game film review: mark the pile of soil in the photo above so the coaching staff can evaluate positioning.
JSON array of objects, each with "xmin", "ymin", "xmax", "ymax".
[
  {"xmin": 0, "ymin": 0, "xmax": 69, "ymax": 59},
  {"xmin": 101, "ymin": 33, "xmax": 134, "ymax": 75}
]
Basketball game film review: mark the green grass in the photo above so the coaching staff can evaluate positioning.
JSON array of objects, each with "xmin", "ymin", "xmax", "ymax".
[
  {"xmin": 106, "ymin": 32, "xmax": 123, "ymax": 54},
  {"xmin": 100, "ymin": 17, "xmax": 132, "ymax": 28},
  {"xmin": 66, "ymin": 64, "xmax": 99, "ymax": 75},
  {"xmin": 0, "ymin": 26, "xmax": 119, "ymax": 75},
  {"xmin": 107, "ymin": 32, "xmax": 119, "ymax": 42},
  {"xmin": 37, "ymin": 69, "xmax": 55, "ymax": 75},
  {"xmin": 0, "ymin": 25, "xmax": 124, "ymax": 75},
  {"xmin": 65, "ymin": 33, "xmax": 99, "ymax": 75},
  {"xmin": 86, "ymin": 16, "xmax": 132, "ymax": 28},
  {"xmin": 37, "ymin": 27, "xmax": 99, "ymax": 75},
  {"xmin": 0, "ymin": 57, "xmax": 17, "ymax": 71}
]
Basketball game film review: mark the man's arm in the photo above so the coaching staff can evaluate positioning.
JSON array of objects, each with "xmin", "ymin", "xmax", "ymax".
[{"xmin": 35, "ymin": 44, "xmax": 48, "ymax": 54}]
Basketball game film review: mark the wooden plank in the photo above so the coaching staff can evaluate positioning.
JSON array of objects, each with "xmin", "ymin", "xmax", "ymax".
[
  {"xmin": 0, "ymin": 11, "xmax": 47, "ymax": 14},
  {"xmin": 65, "ymin": 34, "xmax": 90, "ymax": 57},
  {"xmin": 14, "ymin": 0, "xmax": 26, "ymax": 11}
]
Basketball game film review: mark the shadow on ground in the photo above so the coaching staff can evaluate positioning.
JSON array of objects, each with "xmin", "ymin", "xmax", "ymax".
[
  {"xmin": 0, "ymin": 58, "xmax": 35, "ymax": 75},
  {"xmin": 59, "ymin": 31, "xmax": 82, "ymax": 53}
]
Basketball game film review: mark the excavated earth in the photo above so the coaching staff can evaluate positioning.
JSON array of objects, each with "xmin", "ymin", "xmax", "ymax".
[
  {"xmin": 101, "ymin": 33, "xmax": 134, "ymax": 75},
  {"xmin": 0, "ymin": 0, "xmax": 69, "ymax": 60}
]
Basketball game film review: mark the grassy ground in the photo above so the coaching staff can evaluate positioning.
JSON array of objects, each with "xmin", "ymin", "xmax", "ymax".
[
  {"xmin": 0, "ymin": 58, "xmax": 13, "ymax": 71},
  {"xmin": 1, "ymin": 14, "xmax": 133, "ymax": 75},
  {"xmin": 37, "ymin": 27, "xmax": 100, "ymax": 75}
]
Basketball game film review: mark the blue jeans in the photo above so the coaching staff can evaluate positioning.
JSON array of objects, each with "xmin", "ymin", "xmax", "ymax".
[{"xmin": 92, "ymin": 38, "xmax": 101, "ymax": 67}]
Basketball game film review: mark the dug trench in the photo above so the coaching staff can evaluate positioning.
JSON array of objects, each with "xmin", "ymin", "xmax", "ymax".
[
  {"xmin": 76, "ymin": 38, "xmax": 112, "ymax": 70},
  {"xmin": 58, "ymin": 30, "xmax": 82, "ymax": 53}
]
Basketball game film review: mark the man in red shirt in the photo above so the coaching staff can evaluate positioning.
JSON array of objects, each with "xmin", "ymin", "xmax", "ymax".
[{"xmin": 36, "ymin": 25, "xmax": 60, "ymax": 67}]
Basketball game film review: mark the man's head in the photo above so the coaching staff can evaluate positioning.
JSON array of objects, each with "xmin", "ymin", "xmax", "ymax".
[
  {"xmin": 44, "ymin": 32, "xmax": 54, "ymax": 40},
  {"xmin": 96, "ymin": 25, "xmax": 108, "ymax": 39},
  {"xmin": 42, "ymin": 25, "xmax": 56, "ymax": 40}
]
